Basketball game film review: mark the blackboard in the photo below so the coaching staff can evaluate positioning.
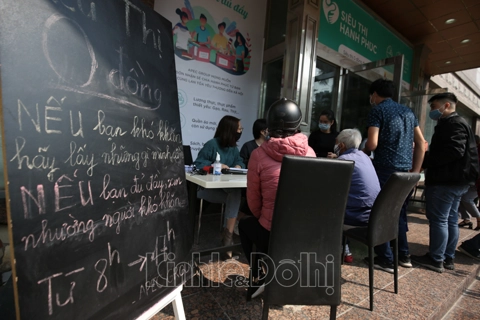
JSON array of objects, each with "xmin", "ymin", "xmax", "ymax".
[{"xmin": 0, "ymin": 0, "xmax": 193, "ymax": 319}]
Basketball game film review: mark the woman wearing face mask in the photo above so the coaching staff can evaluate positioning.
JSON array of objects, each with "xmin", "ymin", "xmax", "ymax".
[
  {"xmin": 308, "ymin": 109, "xmax": 338, "ymax": 158},
  {"xmin": 194, "ymin": 115, "xmax": 245, "ymax": 246}
]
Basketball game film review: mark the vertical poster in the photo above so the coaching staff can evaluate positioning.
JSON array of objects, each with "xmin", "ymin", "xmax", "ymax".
[{"xmin": 155, "ymin": 0, "xmax": 267, "ymax": 159}]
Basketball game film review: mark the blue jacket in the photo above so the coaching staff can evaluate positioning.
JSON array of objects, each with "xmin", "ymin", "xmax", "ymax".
[{"xmin": 339, "ymin": 148, "xmax": 380, "ymax": 226}]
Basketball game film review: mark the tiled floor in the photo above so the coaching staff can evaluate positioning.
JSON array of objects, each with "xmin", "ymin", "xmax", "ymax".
[
  {"xmin": 442, "ymin": 276, "xmax": 480, "ymax": 320},
  {"xmin": 154, "ymin": 202, "xmax": 480, "ymax": 320}
]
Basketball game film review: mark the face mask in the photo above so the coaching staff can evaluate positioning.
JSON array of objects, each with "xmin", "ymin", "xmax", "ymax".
[
  {"xmin": 318, "ymin": 123, "xmax": 331, "ymax": 131},
  {"xmin": 334, "ymin": 144, "xmax": 341, "ymax": 156},
  {"xmin": 235, "ymin": 131, "xmax": 242, "ymax": 141},
  {"xmin": 429, "ymin": 108, "xmax": 444, "ymax": 121}
]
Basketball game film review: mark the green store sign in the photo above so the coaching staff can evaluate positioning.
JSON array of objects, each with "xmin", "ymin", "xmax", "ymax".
[{"xmin": 319, "ymin": 0, "xmax": 413, "ymax": 84}]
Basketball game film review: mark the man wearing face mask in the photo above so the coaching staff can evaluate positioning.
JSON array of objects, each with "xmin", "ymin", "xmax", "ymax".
[
  {"xmin": 411, "ymin": 93, "xmax": 479, "ymax": 273},
  {"xmin": 363, "ymin": 79, "xmax": 426, "ymax": 274}
]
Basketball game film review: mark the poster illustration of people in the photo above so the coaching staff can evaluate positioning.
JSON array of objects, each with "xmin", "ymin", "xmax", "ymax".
[{"xmin": 155, "ymin": 0, "xmax": 267, "ymax": 158}]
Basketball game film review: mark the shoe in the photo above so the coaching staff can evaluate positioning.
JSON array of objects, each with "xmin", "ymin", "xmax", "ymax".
[
  {"xmin": 458, "ymin": 244, "xmax": 480, "ymax": 261},
  {"xmin": 399, "ymin": 254, "xmax": 412, "ymax": 268},
  {"xmin": 344, "ymin": 254, "xmax": 353, "ymax": 263},
  {"xmin": 363, "ymin": 257, "xmax": 395, "ymax": 274},
  {"xmin": 458, "ymin": 220, "xmax": 473, "ymax": 229},
  {"xmin": 443, "ymin": 257, "xmax": 454, "ymax": 270},
  {"xmin": 221, "ymin": 228, "xmax": 233, "ymax": 247},
  {"xmin": 411, "ymin": 253, "xmax": 444, "ymax": 273}
]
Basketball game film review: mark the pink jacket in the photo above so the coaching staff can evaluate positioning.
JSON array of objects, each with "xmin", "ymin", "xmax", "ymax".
[{"xmin": 247, "ymin": 133, "xmax": 316, "ymax": 231}]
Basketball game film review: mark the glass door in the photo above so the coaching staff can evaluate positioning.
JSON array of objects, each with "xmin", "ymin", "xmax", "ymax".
[
  {"xmin": 338, "ymin": 55, "xmax": 404, "ymax": 139},
  {"xmin": 310, "ymin": 58, "xmax": 340, "ymax": 133}
]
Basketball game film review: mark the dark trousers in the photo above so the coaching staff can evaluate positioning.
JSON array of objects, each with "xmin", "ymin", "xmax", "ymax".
[
  {"xmin": 374, "ymin": 165, "xmax": 412, "ymax": 263},
  {"xmin": 238, "ymin": 216, "xmax": 270, "ymax": 278}
]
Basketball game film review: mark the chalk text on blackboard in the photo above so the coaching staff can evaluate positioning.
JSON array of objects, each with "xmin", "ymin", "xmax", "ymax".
[
  {"xmin": 94, "ymin": 242, "xmax": 121, "ymax": 292},
  {"xmin": 124, "ymin": 0, "xmax": 162, "ymax": 58},
  {"xmin": 93, "ymin": 110, "xmax": 128, "ymax": 140},
  {"xmin": 37, "ymin": 266, "xmax": 85, "ymax": 315},
  {"xmin": 22, "ymin": 216, "xmax": 96, "ymax": 251},
  {"xmin": 50, "ymin": 0, "xmax": 97, "ymax": 21},
  {"xmin": 11, "ymin": 137, "xmax": 60, "ymax": 181},
  {"xmin": 65, "ymin": 141, "xmax": 98, "ymax": 176},
  {"xmin": 17, "ymin": 97, "xmax": 84, "ymax": 137}
]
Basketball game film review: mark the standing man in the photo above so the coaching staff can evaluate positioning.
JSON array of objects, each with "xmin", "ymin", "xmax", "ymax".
[
  {"xmin": 363, "ymin": 79, "xmax": 425, "ymax": 273},
  {"xmin": 412, "ymin": 93, "xmax": 479, "ymax": 273}
]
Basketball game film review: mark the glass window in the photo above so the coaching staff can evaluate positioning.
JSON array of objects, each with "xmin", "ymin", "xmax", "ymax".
[
  {"xmin": 310, "ymin": 58, "xmax": 338, "ymax": 132},
  {"xmin": 265, "ymin": 0, "xmax": 288, "ymax": 49},
  {"xmin": 339, "ymin": 71, "xmax": 372, "ymax": 139},
  {"xmin": 261, "ymin": 58, "xmax": 284, "ymax": 117}
]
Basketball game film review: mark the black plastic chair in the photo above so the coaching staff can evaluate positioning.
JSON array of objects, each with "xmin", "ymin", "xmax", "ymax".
[
  {"xmin": 342, "ymin": 172, "xmax": 420, "ymax": 311},
  {"xmin": 261, "ymin": 156, "xmax": 354, "ymax": 320}
]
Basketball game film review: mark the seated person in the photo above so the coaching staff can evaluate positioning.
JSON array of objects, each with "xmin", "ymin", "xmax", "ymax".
[
  {"xmin": 240, "ymin": 119, "xmax": 268, "ymax": 168},
  {"xmin": 336, "ymin": 129, "xmax": 381, "ymax": 261},
  {"xmin": 194, "ymin": 115, "xmax": 245, "ymax": 246},
  {"xmin": 239, "ymin": 98, "xmax": 315, "ymax": 298},
  {"xmin": 237, "ymin": 119, "xmax": 268, "ymax": 228}
]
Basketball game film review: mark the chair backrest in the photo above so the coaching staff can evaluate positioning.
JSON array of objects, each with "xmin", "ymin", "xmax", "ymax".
[
  {"xmin": 367, "ymin": 172, "xmax": 420, "ymax": 246},
  {"xmin": 263, "ymin": 155, "xmax": 354, "ymax": 306},
  {"xmin": 183, "ymin": 145, "xmax": 193, "ymax": 165}
]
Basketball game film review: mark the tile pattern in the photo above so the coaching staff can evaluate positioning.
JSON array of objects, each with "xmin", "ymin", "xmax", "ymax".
[{"xmin": 153, "ymin": 207, "xmax": 480, "ymax": 319}]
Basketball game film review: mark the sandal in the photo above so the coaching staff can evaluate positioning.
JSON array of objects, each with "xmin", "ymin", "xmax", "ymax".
[{"xmin": 459, "ymin": 220, "xmax": 473, "ymax": 229}]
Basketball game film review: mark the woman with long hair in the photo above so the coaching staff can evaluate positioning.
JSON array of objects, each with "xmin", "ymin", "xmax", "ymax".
[{"xmin": 194, "ymin": 115, "xmax": 245, "ymax": 246}]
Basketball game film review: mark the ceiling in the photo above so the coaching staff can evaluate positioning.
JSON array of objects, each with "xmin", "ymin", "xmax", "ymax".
[{"xmin": 359, "ymin": 0, "xmax": 480, "ymax": 76}]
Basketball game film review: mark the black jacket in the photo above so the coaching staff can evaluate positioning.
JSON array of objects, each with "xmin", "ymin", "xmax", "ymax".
[{"xmin": 424, "ymin": 112, "xmax": 479, "ymax": 186}]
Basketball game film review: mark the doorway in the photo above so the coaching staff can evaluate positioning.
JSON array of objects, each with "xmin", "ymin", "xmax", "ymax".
[{"xmin": 337, "ymin": 55, "xmax": 405, "ymax": 138}]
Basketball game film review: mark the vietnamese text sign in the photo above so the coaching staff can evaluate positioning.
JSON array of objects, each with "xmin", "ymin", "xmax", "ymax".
[
  {"xmin": 155, "ymin": 0, "xmax": 268, "ymax": 158},
  {"xmin": 319, "ymin": 0, "xmax": 413, "ymax": 84}
]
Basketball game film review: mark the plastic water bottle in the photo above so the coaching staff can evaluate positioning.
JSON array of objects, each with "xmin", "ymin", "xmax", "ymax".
[{"xmin": 213, "ymin": 152, "xmax": 222, "ymax": 175}]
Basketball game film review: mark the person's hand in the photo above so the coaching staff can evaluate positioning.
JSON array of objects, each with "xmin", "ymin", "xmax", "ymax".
[
  {"xmin": 327, "ymin": 152, "xmax": 338, "ymax": 159},
  {"xmin": 234, "ymin": 165, "xmax": 242, "ymax": 168},
  {"xmin": 221, "ymin": 164, "xmax": 230, "ymax": 169}
]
